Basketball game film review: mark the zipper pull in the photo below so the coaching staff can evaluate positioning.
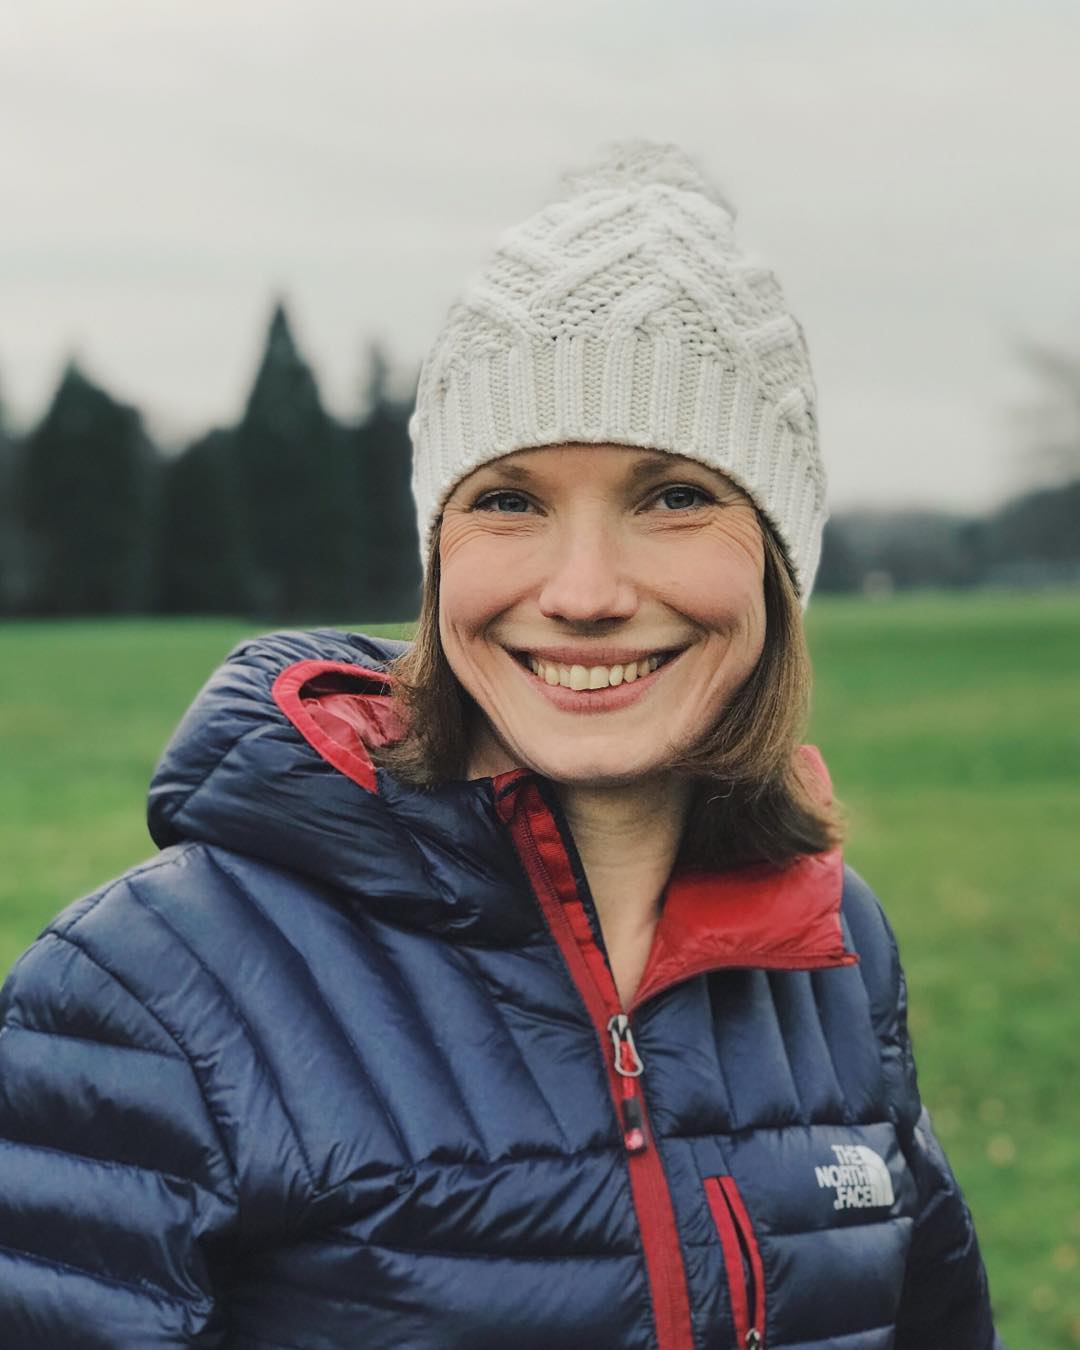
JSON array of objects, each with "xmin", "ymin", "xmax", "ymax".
[
  {"xmin": 608, "ymin": 1013, "xmax": 644, "ymax": 1077},
  {"xmin": 607, "ymin": 1015, "xmax": 647, "ymax": 1153},
  {"xmin": 746, "ymin": 1332, "xmax": 763, "ymax": 1350}
]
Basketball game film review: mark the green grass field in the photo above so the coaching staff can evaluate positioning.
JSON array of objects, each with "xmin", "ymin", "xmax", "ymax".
[{"xmin": 2, "ymin": 592, "xmax": 1078, "ymax": 1347}]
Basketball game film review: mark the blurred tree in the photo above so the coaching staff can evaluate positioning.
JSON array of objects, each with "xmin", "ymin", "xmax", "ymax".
[
  {"xmin": 815, "ymin": 520, "xmax": 861, "ymax": 593},
  {"xmin": 0, "ymin": 380, "xmax": 21, "ymax": 611},
  {"xmin": 357, "ymin": 341, "xmax": 392, "ymax": 423},
  {"xmin": 978, "ymin": 481, "xmax": 1080, "ymax": 584},
  {"xmin": 232, "ymin": 302, "xmax": 357, "ymax": 619},
  {"xmin": 352, "ymin": 342, "xmax": 421, "ymax": 622},
  {"xmin": 978, "ymin": 336, "xmax": 1080, "ymax": 584},
  {"xmin": 874, "ymin": 512, "xmax": 982, "ymax": 590},
  {"xmin": 815, "ymin": 510, "xmax": 981, "ymax": 593},
  {"xmin": 1013, "ymin": 340, "xmax": 1080, "ymax": 486},
  {"xmin": 17, "ymin": 362, "xmax": 156, "ymax": 614},
  {"xmin": 154, "ymin": 430, "xmax": 254, "ymax": 614}
]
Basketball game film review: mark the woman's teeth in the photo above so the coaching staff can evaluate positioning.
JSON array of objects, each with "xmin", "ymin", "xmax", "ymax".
[{"xmin": 526, "ymin": 655, "xmax": 664, "ymax": 690}]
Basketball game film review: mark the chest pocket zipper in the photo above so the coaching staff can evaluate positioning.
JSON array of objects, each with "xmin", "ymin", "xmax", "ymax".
[{"xmin": 704, "ymin": 1176, "xmax": 766, "ymax": 1350}]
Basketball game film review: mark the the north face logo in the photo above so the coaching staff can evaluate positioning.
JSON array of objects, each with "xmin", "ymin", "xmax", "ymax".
[{"xmin": 815, "ymin": 1145, "xmax": 895, "ymax": 1211}]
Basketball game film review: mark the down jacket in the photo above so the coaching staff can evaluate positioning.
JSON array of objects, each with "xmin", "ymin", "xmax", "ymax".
[{"xmin": 0, "ymin": 629, "xmax": 1001, "ymax": 1349}]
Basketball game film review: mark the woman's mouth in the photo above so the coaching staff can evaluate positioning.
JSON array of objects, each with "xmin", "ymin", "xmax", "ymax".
[
  {"xmin": 520, "ymin": 651, "xmax": 672, "ymax": 690},
  {"xmin": 506, "ymin": 648, "xmax": 686, "ymax": 710}
]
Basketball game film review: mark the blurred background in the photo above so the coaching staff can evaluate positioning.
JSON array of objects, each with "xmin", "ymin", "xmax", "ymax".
[{"xmin": 2, "ymin": 1, "xmax": 1078, "ymax": 1344}]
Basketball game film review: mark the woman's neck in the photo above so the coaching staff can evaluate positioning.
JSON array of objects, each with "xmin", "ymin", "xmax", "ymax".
[
  {"xmin": 555, "ymin": 776, "xmax": 692, "ymax": 1007},
  {"xmin": 465, "ymin": 724, "xmax": 692, "ymax": 1006}
]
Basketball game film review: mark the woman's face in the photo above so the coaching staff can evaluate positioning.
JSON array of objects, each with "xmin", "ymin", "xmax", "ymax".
[{"xmin": 438, "ymin": 444, "xmax": 766, "ymax": 785}]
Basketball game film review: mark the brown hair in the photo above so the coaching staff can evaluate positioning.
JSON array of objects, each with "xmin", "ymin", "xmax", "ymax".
[{"xmin": 373, "ymin": 515, "xmax": 840, "ymax": 872}]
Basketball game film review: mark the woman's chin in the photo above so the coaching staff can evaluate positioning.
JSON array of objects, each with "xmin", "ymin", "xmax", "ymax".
[
  {"xmin": 470, "ymin": 712, "xmax": 685, "ymax": 787},
  {"xmin": 519, "ymin": 743, "xmax": 670, "ymax": 788}
]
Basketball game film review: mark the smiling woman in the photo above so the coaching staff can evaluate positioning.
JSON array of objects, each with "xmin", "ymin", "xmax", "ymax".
[{"xmin": 0, "ymin": 140, "xmax": 1001, "ymax": 1348}]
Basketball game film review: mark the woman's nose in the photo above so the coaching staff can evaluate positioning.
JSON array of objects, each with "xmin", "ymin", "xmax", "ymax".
[{"xmin": 536, "ymin": 526, "xmax": 638, "ymax": 624}]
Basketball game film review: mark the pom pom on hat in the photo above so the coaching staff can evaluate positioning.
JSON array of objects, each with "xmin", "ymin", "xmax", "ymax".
[{"xmin": 555, "ymin": 139, "xmax": 737, "ymax": 217}]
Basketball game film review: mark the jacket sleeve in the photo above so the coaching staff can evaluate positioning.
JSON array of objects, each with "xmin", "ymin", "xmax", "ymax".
[
  {"xmin": 862, "ymin": 889, "xmax": 1003, "ymax": 1349},
  {"xmin": 895, "ymin": 1102, "xmax": 1003, "ymax": 1349},
  {"xmin": 0, "ymin": 888, "xmax": 239, "ymax": 1348}
]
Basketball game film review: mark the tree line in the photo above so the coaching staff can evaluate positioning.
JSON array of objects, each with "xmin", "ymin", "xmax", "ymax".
[
  {"xmin": 820, "ymin": 340, "xmax": 1080, "ymax": 594},
  {"xmin": 1, "ymin": 307, "xmax": 1077, "ymax": 619},
  {"xmin": 0, "ymin": 304, "xmax": 420, "ymax": 622},
  {"xmin": 818, "ymin": 482, "xmax": 1080, "ymax": 595}
]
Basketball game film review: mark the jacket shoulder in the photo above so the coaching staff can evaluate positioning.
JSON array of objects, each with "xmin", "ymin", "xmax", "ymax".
[
  {"xmin": 4, "ymin": 842, "xmax": 338, "ymax": 1059},
  {"xmin": 837, "ymin": 864, "xmax": 906, "ymax": 1048},
  {"xmin": 835, "ymin": 863, "xmax": 925, "ymax": 1137},
  {"xmin": 3, "ymin": 842, "xmax": 329, "ymax": 1213},
  {"xmin": 4, "ymin": 846, "xmax": 238, "ymax": 1055},
  {"xmin": 14, "ymin": 841, "xmax": 330, "ymax": 991}
]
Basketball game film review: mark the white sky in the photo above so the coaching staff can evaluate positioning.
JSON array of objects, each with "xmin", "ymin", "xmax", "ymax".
[{"xmin": 2, "ymin": 0, "xmax": 1078, "ymax": 510}]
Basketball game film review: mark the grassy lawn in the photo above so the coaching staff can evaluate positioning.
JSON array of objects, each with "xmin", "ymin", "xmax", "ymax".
[
  {"xmin": 2, "ymin": 592, "xmax": 1078, "ymax": 1347},
  {"xmin": 806, "ymin": 591, "xmax": 1080, "ymax": 1348}
]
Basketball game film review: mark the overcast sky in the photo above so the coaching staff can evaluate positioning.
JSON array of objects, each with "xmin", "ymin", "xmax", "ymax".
[{"xmin": 2, "ymin": 0, "xmax": 1078, "ymax": 511}]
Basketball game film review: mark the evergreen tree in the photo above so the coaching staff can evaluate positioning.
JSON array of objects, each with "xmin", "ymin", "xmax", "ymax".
[
  {"xmin": 353, "ymin": 343, "xmax": 421, "ymax": 622},
  {"xmin": 0, "ymin": 383, "xmax": 22, "ymax": 612},
  {"xmin": 814, "ymin": 520, "xmax": 860, "ymax": 593},
  {"xmin": 154, "ymin": 430, "xmax": 254, "ymax": 613},
  {"xmin": 18, "ymin": 362, "xmax": 156, "ymax": 614},
  {"xmin": 232, "ymin": 303, "xmax": 356, "ymax": 619},
  {"xmin": 983, "ymin": 480, "xmax": 1080, "ymax": 576}
]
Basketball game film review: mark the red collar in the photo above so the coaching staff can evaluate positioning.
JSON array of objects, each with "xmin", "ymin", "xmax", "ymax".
[
  {"xmin": 637, "ymin": 742, "xmax": 855, "ymax": 999},
  {"xmin": 633, "ymin": 850, "xmax": 855, "ymax": 1006},
  {"xmin": 493, "ymin": 768, "xmax": 854, "ymax": 1011}
]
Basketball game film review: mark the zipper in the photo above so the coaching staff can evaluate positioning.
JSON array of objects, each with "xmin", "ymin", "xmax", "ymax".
[
  {"xmin": 496, "ymin": 779, "xmax": 696, "ymax": 1350},
  {"xmin": 704, "ymin": 1176, "xmax": 766, "ymax": 1350},
  {"xmin": 608, "ymin": 1013, "xmax": 647, "ymax": 1153}
]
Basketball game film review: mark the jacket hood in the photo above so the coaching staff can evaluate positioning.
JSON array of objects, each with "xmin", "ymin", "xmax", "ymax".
[
  {"xmin": 148, "ymin": 629, "xmax": 538, "ymax": 945},
  {"xmin": 148, "ymin": 628, "xmax": 853, "ymax": 974}
]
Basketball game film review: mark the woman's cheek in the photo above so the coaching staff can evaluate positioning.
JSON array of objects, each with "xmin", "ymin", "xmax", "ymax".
[
  {"xmin": 439, "ymin": 524, "xmax": 504, "ymax": 628},
  {"xmin": 439, "ymin": 566, "xmax": 488, "ymax": 638},
  {"xmin": 442, "ymin": 531, "xmax": 545, "ymax": 633},
  {"xmin": 662, "ymin": 538, "xmax": 764, "ymax": 637}
]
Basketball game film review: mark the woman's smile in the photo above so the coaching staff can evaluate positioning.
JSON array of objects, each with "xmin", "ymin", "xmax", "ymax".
[{"xmin": 506, "ymin": 643, "xmax": 688, "ymax": 713}]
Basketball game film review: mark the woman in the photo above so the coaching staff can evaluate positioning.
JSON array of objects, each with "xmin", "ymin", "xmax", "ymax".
[{"xmin": 0, "ymin": 142, "xmax": 1000, "ymax": 1348}]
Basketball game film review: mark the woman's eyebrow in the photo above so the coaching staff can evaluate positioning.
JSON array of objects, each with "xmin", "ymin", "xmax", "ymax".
[
  {"xmin": 479, "ymin": 461, "xmax": 534, "ymax": 484},
  {"xmin": 486, "ymin": 450, "xmax": 702, "ymax": 483},
  {"xmin": 625, "ymin": 454, "xmax": 691, "ymax": 484},
  {"xmin": 624, "ymin": 454, "xmax": 729, "ymax": 488},
  {"xmin": 478, "ymin": 452, "xmax": 725, "ymax": 489}
]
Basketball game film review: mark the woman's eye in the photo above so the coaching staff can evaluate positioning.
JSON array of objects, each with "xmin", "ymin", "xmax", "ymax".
[
  {"xmin": 654, "ymin": 485, "xmax": 712, "ymax": 511},
  {"xmin": 474, "ymin": 490, "xmax": 532, "ymax": 513}
]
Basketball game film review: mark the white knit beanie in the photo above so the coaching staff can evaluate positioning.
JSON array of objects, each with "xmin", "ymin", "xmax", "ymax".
[{"xmin": 409, "ymin": 139, "xmax": 827, "ymax": 600}]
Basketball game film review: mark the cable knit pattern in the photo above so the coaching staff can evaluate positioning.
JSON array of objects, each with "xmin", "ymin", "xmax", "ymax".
[{"xmin": 409, "ymin": 139, "xmax": 828, "ymax": 599}]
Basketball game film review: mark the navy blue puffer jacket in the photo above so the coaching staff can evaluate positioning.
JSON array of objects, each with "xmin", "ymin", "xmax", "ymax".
[{"xmin": 0, "ymin": 630, "xmax": 1001, "ymax": 1348}]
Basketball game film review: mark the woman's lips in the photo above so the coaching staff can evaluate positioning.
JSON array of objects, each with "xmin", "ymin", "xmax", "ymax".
[{"xmin": 508, "ymin": 646, "xmax": 685, "ymax": 713}]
